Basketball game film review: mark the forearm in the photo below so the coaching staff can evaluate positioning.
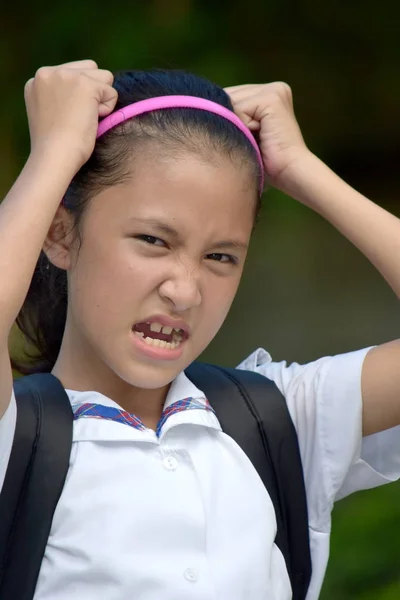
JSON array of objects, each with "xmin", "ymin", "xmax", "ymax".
[
  {"xmin": 282, "ymin": 151, "xmax": 400, "ymax": 299},
  {"xmin": 0, "ymin": 150, "xmax": 77, "ymax": 335}
]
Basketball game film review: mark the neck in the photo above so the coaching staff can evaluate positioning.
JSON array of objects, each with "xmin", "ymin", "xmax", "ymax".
[{"xmin": 52, "ymin": 326, "xmax": 169, "ymax": 430}]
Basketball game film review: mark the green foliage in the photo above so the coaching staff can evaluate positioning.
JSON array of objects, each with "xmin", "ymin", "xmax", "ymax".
[{"xmin": 322, "ymin": 484, "xmax": 400, "ymax": 598}]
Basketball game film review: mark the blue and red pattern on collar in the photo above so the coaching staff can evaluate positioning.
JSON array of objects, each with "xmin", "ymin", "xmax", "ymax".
[{"xmin": 72, "ymin": 397, "xmax": 214, "ymax": 438}]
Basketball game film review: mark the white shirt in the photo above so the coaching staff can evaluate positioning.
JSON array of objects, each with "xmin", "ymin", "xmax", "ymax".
[{"xmin": 1, "ymin": 346, "xmax": 399, "ymax": 599}]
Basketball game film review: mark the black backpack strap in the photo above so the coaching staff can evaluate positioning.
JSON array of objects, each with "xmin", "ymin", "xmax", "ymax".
[
  {"xmin": 185, "ymin": 362, "xmax": 312, "ymax": 600},
  {"xmin": 0, "ymin": 373, "xmax": 73, "ymax": 600}
]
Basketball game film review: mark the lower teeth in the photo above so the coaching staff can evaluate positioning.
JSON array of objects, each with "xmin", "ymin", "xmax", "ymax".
[{"xmin": 133, "ymin": 331, "xmax": 181, "ymax": 350}]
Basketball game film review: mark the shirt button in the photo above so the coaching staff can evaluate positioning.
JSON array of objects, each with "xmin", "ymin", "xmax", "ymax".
[
  {"xmin": 163, "ymin": 456, "xmax": 178, "ymax": 471},
  {"xmin": 183, "ymin": 568, "xmax": 199, "ymax": 582}
]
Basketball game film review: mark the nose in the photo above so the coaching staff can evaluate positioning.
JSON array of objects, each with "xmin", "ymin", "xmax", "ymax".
[{"xmin": 158, "ymin": 265, "xmax": 202, "ymax": 312}]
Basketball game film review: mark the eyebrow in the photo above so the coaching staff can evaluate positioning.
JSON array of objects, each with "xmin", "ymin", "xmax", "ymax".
[{"xmin": 128, "ymin": 218, "xmax": 249, "ymax": 251}]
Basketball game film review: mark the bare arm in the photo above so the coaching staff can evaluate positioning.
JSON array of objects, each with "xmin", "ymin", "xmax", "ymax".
[
  {"xmin": 0, "ymin": 151, "xmax": 79, "ymax": 334},
  {"xmin": 227, "ymin": 82, "xmax": 400, "ymax": 437},
  {"xmin": 0, "ymin": 59, "xmax": 117, "ymax": 417},
  {"xmin": 282, "ymin": 152, "xmax": 400, "ymax": 436},
  {"xmin": 0, "ymin": 152, "xmax": 78, "ymax": 417}
]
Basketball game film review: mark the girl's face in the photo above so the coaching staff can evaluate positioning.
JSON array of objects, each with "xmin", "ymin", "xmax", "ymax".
[{"xmin": 63, "ymin": 151, "xmax": 256, "ymax": 391}]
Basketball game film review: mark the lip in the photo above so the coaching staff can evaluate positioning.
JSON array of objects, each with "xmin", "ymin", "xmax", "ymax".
[
  {"xmin": 134, "ymin": 314, "xmax": 190, "ymax": 339},
  {"xmin": 131, "ymin": 329, "xmax": 187, "ymax": 362}
]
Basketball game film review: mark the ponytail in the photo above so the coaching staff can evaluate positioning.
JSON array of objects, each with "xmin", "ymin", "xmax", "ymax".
[{"xmin": 11, "ymin": 251, "xmax": 67, "ymax": 374}]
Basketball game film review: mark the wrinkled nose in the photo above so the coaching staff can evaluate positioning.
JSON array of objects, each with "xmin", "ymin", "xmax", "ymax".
[{"xmin": 158, "ymin": 269, "xmax": 201, "ymax": 312}]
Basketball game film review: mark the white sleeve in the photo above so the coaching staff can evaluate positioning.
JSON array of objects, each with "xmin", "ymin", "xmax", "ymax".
[
  {"xmin": 238, "ymin": 347, "xmax": 400, "ymax": 532},
  {"xmin": 0, "ymin": 389, "xmax": 17, "ymax": 493}
]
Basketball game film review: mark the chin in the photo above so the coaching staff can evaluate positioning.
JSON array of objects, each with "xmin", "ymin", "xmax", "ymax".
[
  {"xmin": 114, "ymin": 359, "xmax": 186, "ymax": 390},
  {"xmin": 103, "ymin": 334, "xmax": 204, "ymax": 390}
]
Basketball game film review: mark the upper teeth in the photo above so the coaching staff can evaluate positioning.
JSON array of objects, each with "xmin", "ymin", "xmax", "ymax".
[{"xmin": 149, "ymin": 322, "xmax": 176, "ymax": 335}]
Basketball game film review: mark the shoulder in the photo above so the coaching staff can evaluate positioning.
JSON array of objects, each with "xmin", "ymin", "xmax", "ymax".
[
  {"xmin": 237, "ymin": 346, "xmax": 373, "ymax": 410},
  {"xmin": 236, "ymin": 346, "xmax": 372, "ymax": 455}
]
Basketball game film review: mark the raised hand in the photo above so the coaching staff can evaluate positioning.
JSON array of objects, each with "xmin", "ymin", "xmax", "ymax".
[
  {"xmin": 225, "ymin": 82, "xmax": 310, "ymax": 190},
  {"xmin": 24, "ymin": 59, "xmax": 117, "ymax": 171}
]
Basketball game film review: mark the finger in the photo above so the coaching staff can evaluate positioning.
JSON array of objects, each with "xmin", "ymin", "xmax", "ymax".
[
  {"xmin": 24, "ymin": 78, "xmax": 34, "ymax": 97},
  {"xmin": 75, "ymin": 68, "xmax": 114, "ymax": 86},
  {"xmin": 224, "ymin": 84, "xmax": 259, "ymax": 94},
  {"xmin": 228, "ymin": 98, "xmax": 262, "ymax": 129},
  {"xmin": 92, "ymin": 82, "xmax": 119, "ymax": 117},
  {"xmin": 56, "ymin": 59, "xmax": 98, "ymax": 70},
  {"xmin": 231, "ymin": 107, "xmax": 259, "ymax": 130},
  {"xmin": 224, "ymin": 84, "xmax": 265, "ymax": 102},
  {"xmin": 237, "ymin": 113, "xmax": 261, "ymax": 130},
  {"xmin": 246, "ymin": 120, "xmax": 261, "ymax": 131},
  {"xmin": 226, "ymin": 85, "xmax": 279, "ymax": 106},
  {"xmin": 230, "ymin": 96, "xmax": 264, "ymax": 125}
]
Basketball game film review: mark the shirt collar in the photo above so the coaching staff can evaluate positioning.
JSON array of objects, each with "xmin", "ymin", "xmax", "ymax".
[
  {"xmin": 163, "ymin": 370, "xmax": 207, "ymax": 409},
  {"xmin": 67, "ymin": 371, "xmax": 221, "ymax": 441},
  {"xmin": 67, "ymin": 371, "xmax": 206, "ymax": 412}
]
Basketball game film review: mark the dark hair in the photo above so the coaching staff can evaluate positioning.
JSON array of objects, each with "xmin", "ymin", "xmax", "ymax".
[{"xmin": 12, "ymin": 69, "xmax": 262, "ymax": 375}]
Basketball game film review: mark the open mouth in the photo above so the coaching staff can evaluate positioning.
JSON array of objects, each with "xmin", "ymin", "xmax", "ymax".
[{"xmin": 132, "ymin": 321, "xmax": 187, "ymax": 350}]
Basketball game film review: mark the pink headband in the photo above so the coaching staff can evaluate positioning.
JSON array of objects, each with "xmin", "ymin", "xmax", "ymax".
[{"xmin": 97, "ymin": 95, "xmax": 264, "ymax": 194}]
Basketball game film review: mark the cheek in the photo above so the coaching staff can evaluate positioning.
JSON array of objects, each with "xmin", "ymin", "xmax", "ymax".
[
  {"xmin": 68, "ymin": 248, "xmax": 156, "ymax": 324},
  {"xmin": 76, "ymin": 238, "xmax": 157, "ymax": 292}
]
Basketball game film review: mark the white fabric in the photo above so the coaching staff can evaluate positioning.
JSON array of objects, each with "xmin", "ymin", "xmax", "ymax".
[{"xmin": 0, "ymin": 346, "xmax": 399, "ymax": 599}]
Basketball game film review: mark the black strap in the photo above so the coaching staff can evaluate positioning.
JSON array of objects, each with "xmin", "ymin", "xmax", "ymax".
[
  {"xmin": 0, "ymin": 374, "xmax": 73, "ymax": 600},
  {"xmin": 185, "ymin": 363, "xmax": 312, "ymax": 600}
]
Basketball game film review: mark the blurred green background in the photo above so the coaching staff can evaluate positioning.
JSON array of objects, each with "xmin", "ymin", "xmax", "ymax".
[{"xmin": 2, "ymin": 1, "xmax": 400, "ymax": 596}]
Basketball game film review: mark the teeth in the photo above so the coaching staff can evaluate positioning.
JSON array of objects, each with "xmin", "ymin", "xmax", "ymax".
[
  {"xmin": 142, "ymin": 336, "xmax": 180, "ymax": 350},
  {"xmin": 133, "ymin": 331, "xmax": 144, "ymax": 338},
  {"xmin": 150, "ymin": 322, "xmax": 162, "ymax": 333},
  {"xmin": 174, "ymin": 327, "xmax": 182, "ymax": 332},
  {"xmin": 161, "ymin": 325, "xmax": 173, "ymax": 335}
]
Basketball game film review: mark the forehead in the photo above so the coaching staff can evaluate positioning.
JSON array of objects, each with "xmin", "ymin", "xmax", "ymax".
[{"xmin": 88, "ymin": 152, "xmax": 257, "ymax": 240}]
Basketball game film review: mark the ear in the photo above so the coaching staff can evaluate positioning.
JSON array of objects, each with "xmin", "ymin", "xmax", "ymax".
[{"xmin": 43, "ymin": 205, "xmax": 77, "ymax": 270}]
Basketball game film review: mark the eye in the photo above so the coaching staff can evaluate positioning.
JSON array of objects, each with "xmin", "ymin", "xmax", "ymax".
[
  {"xmin": 136, "ymin": 234, "xmax": 166, "ymax": 247},
  {"xmin": 206, "ymin": 253, "xmax": 237, "ymax": 264}
]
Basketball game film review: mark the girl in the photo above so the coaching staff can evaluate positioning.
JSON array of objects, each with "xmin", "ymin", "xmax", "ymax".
[{"xmin": 0, "ymin": 60, "xmax": 399, "ymax": 600}]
